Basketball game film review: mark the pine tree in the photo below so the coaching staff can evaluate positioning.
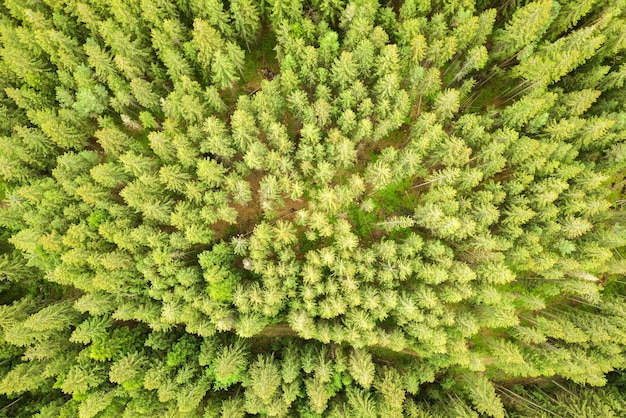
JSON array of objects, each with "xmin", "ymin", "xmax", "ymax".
[
  {"xmin": 346, "ymin": 387, "xmax": 378, "ymax": 417},
  {"xmin": 109, "ymin": 351, "xmax": 147, "ymax": 385},
  {"xmin": 70, "ymin": 316, "xmax": 111, "ymax": 344},
  {"xmin": 306, "ymin": 376, "xmax": 331, "ymax": 414},
  {"xmin": 213, "ymin": 340, "xmax": 249, "ymax": 389},
  {"xmin": 492, "ymin": 0, "xmax": 556, "ymax": 62},
  {"xmin": 211, "ymin": 50, "xmax": 239, "ymax": 90},
  {"xmin": 61, "ymin": 363, "xmax": 106, "ymax": 396},
  {"xmin": 246, "ymin": 354, "xmax": 282, "ymax": 404},
  {"xmin": 23, "ymin": 301, "xmax": 76, "ymax": 332},
  {"xmin": 0, "ymin": 1, "xmax": 625, "ymax": 416},
  {"xmin": 331, "ymin": 52, "xmax": 358, "ymax": 90},
  {"xmin": 348, "ymin": 349, "xmax": 375, "ymax": 389},
  {"xmin": 461, "ymin": 374, "xmax": 505, "ymax": 418},
  {"xmin": 230, "ymin": 0, "xmax": 260, "ymax": 49},
  {"xmin": 95, "ymin": 122, "xmax": 135, "ymax": 157},
  {"xmin": 433, "ymin": 89, "xmax": 461, "ymax": 120}
]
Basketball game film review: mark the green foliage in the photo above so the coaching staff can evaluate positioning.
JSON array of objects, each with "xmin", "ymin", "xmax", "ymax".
[
  {"xmin": 165, "ymin": 335, "xmax": 200, "ymax": 369},
  {"xmin": 212, "ymin": 339, "xmax": 248, "ymax": 389},
  {"xmin": 462, "ymin": 373, "xmax": 506, "ymax": 418},
  {"xmin": 246, "ymin": 354, "xmax": 282, "ymax": 403},
  {"xmin": 492, "ymin": 0, "xmax": 557, "ymax": 62},
  {"xmin": 0, "ymin": 0, "xmax": 625, "ymax": 416},
  {"xmin": 87, "ymin": 209, "xmax": 110, "ymax": 231},
  {"xmin": 199, "ymin": 243, "xmax": 240, "ymax": 302},
  {"xmin": 0, "ymin": 361, "xmax": 48, "ymax": 395},
  {"xmin": 348, "ymin": 349, "xmax": 375, "ymax": 389},
  {"xmin": 88, "ymin": 327, "xmax": 142, "ymax": 362}
]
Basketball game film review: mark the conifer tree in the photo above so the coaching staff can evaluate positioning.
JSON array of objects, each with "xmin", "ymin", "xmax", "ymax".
[
  {"xmin": 491, "ymin": 0, "xmax": 556, "ymax": 63},
  {"xmin": 0, "ymin": 1, "xmax": 625, "ymax": 416},
  {"xmin": 230, "ymin": 0, "xmax": 261, "ymax": 49}
]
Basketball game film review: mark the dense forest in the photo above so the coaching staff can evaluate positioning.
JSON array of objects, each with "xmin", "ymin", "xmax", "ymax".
[{"xmin": 0, "ymin": 0, "xmax": 625, "ymax": 416}]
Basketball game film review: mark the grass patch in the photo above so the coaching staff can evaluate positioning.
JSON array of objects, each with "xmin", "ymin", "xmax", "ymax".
[
  {"xmin": 374, "ymin": 178, "xmax": 415, "ymax": 215},
  {"xmin": 240, "ymin": 27, "xmax": 279, "ymax": 93},
  {"xmin": 347, "ymin": 204, "xmax": 377, "ymax": 239},
  {"xmin": 347, "ymin": 178, "xmax": 417, "ymax": 241},
  {"xmin": 465, "ymin": 73, "xmax": 511, "ymax": 112}
]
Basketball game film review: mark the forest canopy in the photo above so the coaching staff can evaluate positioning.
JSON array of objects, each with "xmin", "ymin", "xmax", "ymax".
[{"xmin": 0, "ymin": 0, "xmax": 625, "ymax": 416}]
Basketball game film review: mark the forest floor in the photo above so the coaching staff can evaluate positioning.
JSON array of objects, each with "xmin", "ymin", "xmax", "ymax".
[{"xmin": 240, "ymin": 28, "xmax": 280, "ymax": 95}]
